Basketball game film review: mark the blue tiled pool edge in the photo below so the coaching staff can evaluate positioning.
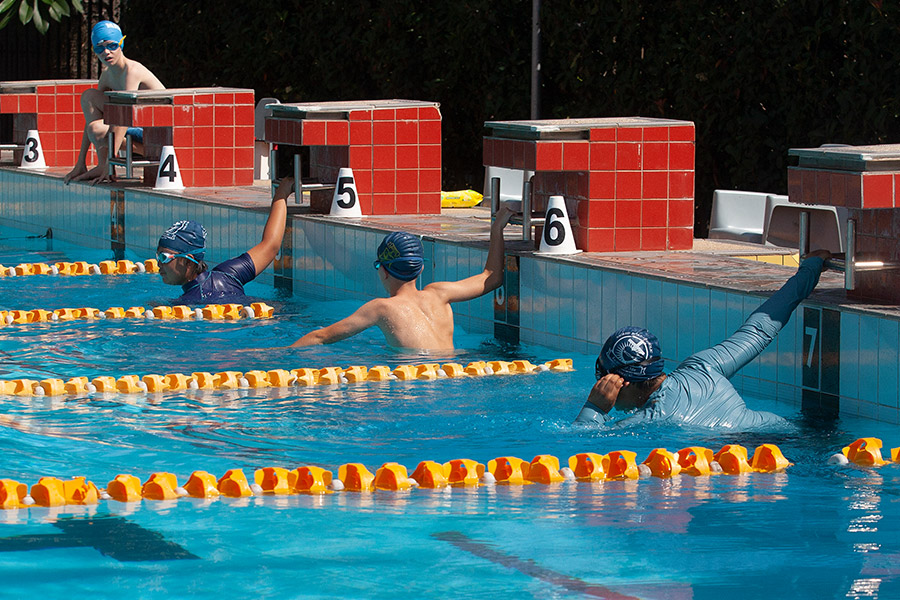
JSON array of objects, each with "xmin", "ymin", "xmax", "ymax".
[{"xmin": 2, "ymin": 168, "xmax": 898, "ymax": 425}]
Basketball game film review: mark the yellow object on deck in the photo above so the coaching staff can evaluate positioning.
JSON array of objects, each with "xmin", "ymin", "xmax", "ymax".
[{"xmin": 441, "ymin": 190, "xmax": 483, "ymax": 208}]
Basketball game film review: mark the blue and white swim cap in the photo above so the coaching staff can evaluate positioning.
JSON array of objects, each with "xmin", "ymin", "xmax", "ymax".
[
  {"xmin": 374, "ymin": 232, "xmax": 424, "ymax": 282},
  {"xmin": 91, "ymin": 20, "xmax": 123, "ymax": 47},
  {"xmin": 596, "ymin": 326, "xmax": 664, "ymax": 383},
  {"xmin": 159, "ymin": 220, "xmax": 206, "ymax": 260}
]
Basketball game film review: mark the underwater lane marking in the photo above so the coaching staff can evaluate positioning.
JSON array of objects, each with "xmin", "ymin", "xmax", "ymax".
[
  {"xmin": 432, "ymin": 531, "xmax": 641, "ymax": 599},
  {"xmin": 0, "ymin": 516, "xmax": 199, "ymax": 561}
]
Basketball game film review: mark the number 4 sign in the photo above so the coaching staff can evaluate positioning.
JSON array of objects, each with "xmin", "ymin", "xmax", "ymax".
[{"xmin": 154, "ymin": 146, "xmax": 184, "ymax": 190}]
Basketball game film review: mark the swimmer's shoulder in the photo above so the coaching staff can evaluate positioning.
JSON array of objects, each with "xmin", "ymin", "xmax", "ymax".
[{"xmin": 123, "ymin": 58, "xmax": 165, "ymax": 90}]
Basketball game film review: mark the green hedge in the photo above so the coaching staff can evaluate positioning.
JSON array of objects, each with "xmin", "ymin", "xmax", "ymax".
[{"xmin": 122, "ymin": 0, "xmax": 900, "ymax": 235}]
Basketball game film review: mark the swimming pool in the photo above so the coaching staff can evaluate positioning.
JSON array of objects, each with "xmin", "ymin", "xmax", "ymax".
[{"xmin": 0, "ymin": 228, "xmax": 898, "ymax": 599}]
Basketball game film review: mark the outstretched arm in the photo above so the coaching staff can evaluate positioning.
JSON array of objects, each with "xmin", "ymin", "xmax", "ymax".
[
  {"xmin": 681, "ymin": 250, "xmax": 830, "ymax": 379},
  {"xmin": 247, "ymin": 177, "xmax": 292, "ymax": 275},
  {"xmin": 427, "ymin": 205, "xmax": 514, "ymax": 303},
  {"xmin": 290, "ymin": 300, "xmax": 382, "ymax": 347}
]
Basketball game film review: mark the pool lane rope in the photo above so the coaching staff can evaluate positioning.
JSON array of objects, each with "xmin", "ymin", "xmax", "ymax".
[
  {"xmin": 0, "ymin": 302, "xmax": 274, "ymax": 325},
  {"xmin": 0, "ymin": 258, "xmax": 160, "ymax": 277},
  {"xmin": 0, "ymin": 442, "xmax": 800, "ymax": 509},
  {"xmin": 829, "ymin": 437, "xmax": 900, "ymax": 467},
  {"xmin": 0, "ymin": 358, "xmax": 574, "ymax": 397}
]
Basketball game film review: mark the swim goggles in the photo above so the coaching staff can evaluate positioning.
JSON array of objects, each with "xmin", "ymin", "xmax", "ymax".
[
  {"xmin": 93, "ymin": 36, "xmax": 125, "ymax": 54},
  {"xmin": 156, "ymin": 251, "xmax": 199, "ymax": 265},
  {"xmin": 595, "ymin": 355, "xmax": 661, "ymax": 380}
]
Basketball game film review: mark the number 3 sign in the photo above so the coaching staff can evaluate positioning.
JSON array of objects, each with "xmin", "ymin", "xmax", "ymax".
[{"xmin": 19, "ymin": 130, "xmax": 46, "ymax": 169}]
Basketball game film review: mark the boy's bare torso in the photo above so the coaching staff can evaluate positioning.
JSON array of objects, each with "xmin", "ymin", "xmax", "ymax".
[{"xmin": 373, "ymin": 286, "xmax": 455, "ymax": 350}]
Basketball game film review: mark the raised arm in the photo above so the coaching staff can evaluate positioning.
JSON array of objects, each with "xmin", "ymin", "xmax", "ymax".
[
  {"xmin": 290, "ymin": 299, "xmax": 383, "ymax": 347},
  {"xmin": 428, "ymin": 205, "xmax": 514, "ymax": 303},
  {"xmin": 681, "ymin": 251, "xmax": 830, "ymax": 379},
  {"xmin": 247, "ymin": 177, "xmax": 291, "ymax": 275}
]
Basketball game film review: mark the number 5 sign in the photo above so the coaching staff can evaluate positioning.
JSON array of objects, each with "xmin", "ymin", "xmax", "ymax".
[{"xmin": 330, "ymin": 167, "xmax": 362, "ymax": 217}]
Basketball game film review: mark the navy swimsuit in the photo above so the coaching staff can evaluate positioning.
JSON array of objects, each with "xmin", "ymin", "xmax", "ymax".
[{"xmin": 174, "ymin": 252, "xmax": 257, "ymax": 305}]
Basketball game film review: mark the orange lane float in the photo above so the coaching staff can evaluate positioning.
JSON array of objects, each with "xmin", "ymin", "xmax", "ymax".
[
  {"xmin": 0, "ymin": 259, "xmax": 159, "ymax": 277},
  {"xmin": 0, "ymin": 302, "xmax": 274, "ymax": 327},
  {"xmin": 1, "ymin": 358, "xmax": 574, "ymax": 398},
  {"xmin": 0, "ymin": 442, "xmax": 817, "ymax": 510},
  {"xmin": 410, "ymin": 461, "xmax": 449, "ymax": 488}
]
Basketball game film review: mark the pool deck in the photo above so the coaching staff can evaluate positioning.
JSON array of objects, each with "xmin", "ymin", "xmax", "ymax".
[{"xmin": 17, "ymin": 167, "xmax": 900, "ymax": 319}]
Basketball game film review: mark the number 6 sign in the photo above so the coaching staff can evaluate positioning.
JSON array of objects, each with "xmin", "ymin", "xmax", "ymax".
[
  {"xmin": 537, "ymin": 195, "xmax": 581, "ymax": 255},
  {"xmin": 329, "ymin": 167, "xmax": 362, "ymax": 217}
]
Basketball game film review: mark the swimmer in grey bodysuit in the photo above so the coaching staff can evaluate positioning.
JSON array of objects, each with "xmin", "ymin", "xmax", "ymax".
[{"xmin": 576, "ymin": 250, "xmax": 832, "ymax": 429}]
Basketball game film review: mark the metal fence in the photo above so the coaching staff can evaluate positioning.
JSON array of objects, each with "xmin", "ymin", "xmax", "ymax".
[{"xmin": 0, "ymin": 0, "xmax": 121, "ymax": 81}]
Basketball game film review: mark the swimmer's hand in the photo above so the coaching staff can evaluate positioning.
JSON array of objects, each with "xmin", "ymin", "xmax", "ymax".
[
  {"xmin": 493, "ymin": 204, "xmax": 515, "ymax": 229},
  {"xmin": 273, "ymin": 176, "xmax": 295, "ymax": 201},
  {"xmin": 70, "ymin": 164, "xmax": 115, "ymax": 185},
  {"xmin": 587, "ymin": 373, "xmax": 627, "ymax": 414},
  {"xmin": 63, "ymin": 163, "xmax": 87, "ymax": 185},
  {"xmin": 806, "ymin": 249, "xmax": 832, "ymax": 272}
]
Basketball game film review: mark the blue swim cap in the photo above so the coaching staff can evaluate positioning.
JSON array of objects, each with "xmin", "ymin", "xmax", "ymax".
[
  {"xmin": 596, "ymin": 326, "xmax": 665, "ymax": 383},
  {"xmin": 91, "ymin": 20, "xmax": 123, "ymax": 47},
  {"xmin": 374, "ymin": 232, "xmax": 424, "ymax": 282},
  {"xmin": 159, "ymin": 220, "xmax": 206, "ymax": 260}
]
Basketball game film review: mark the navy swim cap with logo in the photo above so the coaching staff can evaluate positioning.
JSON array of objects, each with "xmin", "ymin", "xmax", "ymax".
[
  {"xmin": 374, "ymin": 232, "xmax": 424, "ymax": 282},
  {"xmin": 596, "ymin": 326, "xmax": 665, "ymax": 383},
  {"xmin": 159, "ymin": 220, "xmax": 206, "ymax": 260}
]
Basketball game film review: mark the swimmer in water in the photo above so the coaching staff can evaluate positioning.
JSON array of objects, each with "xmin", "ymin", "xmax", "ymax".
[
  {"xmin": 576, "ymin": 249, "xmax": 832, "ymax": 429},
  {"xmin": 156, "ymin": 178, "xmax": 293, "ymax": 304},
  {"xmin": 290, "ymin": 205, "xmax": 515, "ymax": 350},
  {"xmin": 64, "ymin": 20, "xmax": 165, "ymax": 185}
]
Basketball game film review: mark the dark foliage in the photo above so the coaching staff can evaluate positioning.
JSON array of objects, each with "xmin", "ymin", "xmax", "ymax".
[{"xmin": 121, "ymin": 0, "xmax": 900, "ymax": 235}]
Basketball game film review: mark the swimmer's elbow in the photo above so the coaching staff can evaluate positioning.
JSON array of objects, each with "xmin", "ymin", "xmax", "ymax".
[
  {"xmin": 483, "ymin": 269, "xmax": 504, "ymax": 292},
  {"xmin": 291, "ymin": 329, "xmax": 328, "ymax": 347}
]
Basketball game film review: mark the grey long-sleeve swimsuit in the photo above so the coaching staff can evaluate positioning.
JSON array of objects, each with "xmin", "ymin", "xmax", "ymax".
[{"xmin": 575, "ymin": 256, "xmax": 824, "ymax": 429}]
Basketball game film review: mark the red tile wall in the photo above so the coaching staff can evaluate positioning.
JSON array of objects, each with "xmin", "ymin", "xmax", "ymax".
[
  {"xmin": 104, "ymin": 89, "xmax": 255, "ymax": 187},
  {"xmin": 788, "ymin": 165, "xmax": 900, "ymax": 303},
  {"xmin": 264, "ymin": 103, "xmax": 442, "ymax": 215},
  {"xmin": 845, "ymin": 207, "xmax": 900, "ymax": 303},
  {"xmin": 1, "ymin": 81, "xmax": 95, "ymax": 168},
  {"xmin": 484, "ymin": 122, "xmax": 695, "ymax": 252},
  {"xmin": 787, "ymin": 166, "xmax": 897, "ymax": 209}
]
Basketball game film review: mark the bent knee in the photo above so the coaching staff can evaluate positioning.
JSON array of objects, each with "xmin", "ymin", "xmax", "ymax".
[
  {"xmin": 86, "ymin": 120, "xmax": 109, "ymax": 144},
  {"xmin": 80, "ymin": 88, "xmax": 108, "ymax": 124}
]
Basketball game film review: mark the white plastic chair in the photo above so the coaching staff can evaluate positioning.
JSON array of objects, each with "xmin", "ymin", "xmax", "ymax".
[
  {"xmin": 483, "ymin": 166, "xmax": 534, "ymax": 212},
  {"xmin": 254, "ymin": 97, "xmax": 279, "ymax": 181},
  {"xmin": 764, "ymin": 203, "xmax": 847, "ymax": 253},
  {"xmin": 708, "ymin": 190, "xmax": 769, "ymax": 243}
]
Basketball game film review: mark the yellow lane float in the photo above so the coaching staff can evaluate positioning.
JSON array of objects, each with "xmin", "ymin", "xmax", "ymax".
[
  {"xmin": 0, "ymin": 302, "xmax": 274, "ymax": 327},
  {"xmin": 2, "ymin": 358, "xmax": 573, "ymax": 398},
  {"xmin": 0, "ymin": 259, "xmax": 160, "ymax": 277},
  {"xmin": 0, "ymin": 442, "xmax": 820, "ymax": 510}
]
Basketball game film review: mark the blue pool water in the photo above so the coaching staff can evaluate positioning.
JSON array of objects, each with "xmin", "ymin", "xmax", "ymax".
[{"xmin": 0, "ymin": 228, "xmax": 899, "ymax": 599}]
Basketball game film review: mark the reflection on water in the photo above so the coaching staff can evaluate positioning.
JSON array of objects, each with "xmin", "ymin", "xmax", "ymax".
[{"xmin": 2, "ymin": 228, "xmax": 900, "ymax": 598}]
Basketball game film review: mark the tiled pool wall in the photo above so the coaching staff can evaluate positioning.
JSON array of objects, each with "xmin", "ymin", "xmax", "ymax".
[{"xmin": 1, "ymin": 168, "xmax": 898, "ymax": 424}]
